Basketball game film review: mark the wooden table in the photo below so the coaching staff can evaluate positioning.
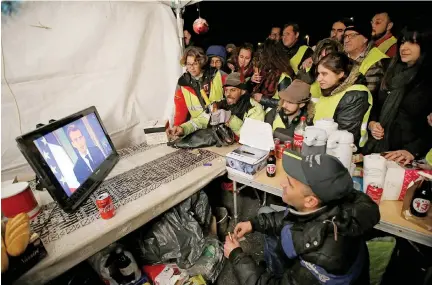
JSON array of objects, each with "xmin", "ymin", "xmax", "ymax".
[{"xmin": 228, "ymin": 160, "xmax": 432, "ymax": 247}]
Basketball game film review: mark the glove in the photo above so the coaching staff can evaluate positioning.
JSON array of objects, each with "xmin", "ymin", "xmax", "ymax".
[{"xmin": 210, "ymin": 110, "xmax": 231, "ymax": 126}]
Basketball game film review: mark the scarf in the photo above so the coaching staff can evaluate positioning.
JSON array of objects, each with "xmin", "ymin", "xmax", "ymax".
[
  {"xmin": 252, "ymin": 67, "xmax": 282, "ymax": 98},
  {"xmin": 364, "ymin": 62, "xmax": 418, "ymax": 153},
  {"xmin": 217, "ymin": 93, "xmax": 252, "ymax": 119}
]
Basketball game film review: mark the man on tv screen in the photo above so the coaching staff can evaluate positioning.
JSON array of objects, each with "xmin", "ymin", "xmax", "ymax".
[{"xmin": 67, "ymin": 125, "xmax": 105, "ymax": 184}]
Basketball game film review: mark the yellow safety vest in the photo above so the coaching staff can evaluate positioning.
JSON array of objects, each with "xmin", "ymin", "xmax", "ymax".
[
  {"xmin": 310, "ymin": 81, "xmax": 322, "ymax": 103},
  {"xmin": 377, "ymin": 36, "xmax": 397, "ymax": 55},
  {"xmin": 426, "ymin": 149, "xmax": 432, "ymax": 166},
  {"xmin": 180, "ymin": 72, "xmax": 224, "ymax": 119},
  {"xmin": 290, "ymin": 45, "xmax": 309, "ymax": 74},
  {"xmin": 359, "ymin": 47, "xmax": 389, "ymax": 75},
  {"xmin": 314, "ymin": 84, "xmax": 373, "ymax": 147},
  {"xmin": 265, "ymin": 108, "xmax": 286, "ymax": 131},
  {"xmin": 304, "ymin": 66, "xmax": 321, "ymax": 103},
  {"xmin": 273, "ymin": 73, "xmax": 292, "ymax": 100}
]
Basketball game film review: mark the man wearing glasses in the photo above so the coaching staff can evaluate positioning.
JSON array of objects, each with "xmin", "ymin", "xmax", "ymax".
[{"xmin": 343, "ymin": 22, "xmax": 388, "ymax": 97}]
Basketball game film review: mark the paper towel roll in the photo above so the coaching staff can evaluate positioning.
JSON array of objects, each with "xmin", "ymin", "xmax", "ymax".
[{"xmin": 363, "ymin": 154, "xmax": 387, "ymax": 192}]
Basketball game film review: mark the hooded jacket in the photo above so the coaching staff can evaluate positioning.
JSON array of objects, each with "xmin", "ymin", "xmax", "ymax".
[{"xmin": 229, "ymin": 190, "xmax": 380, "ymax": 285}]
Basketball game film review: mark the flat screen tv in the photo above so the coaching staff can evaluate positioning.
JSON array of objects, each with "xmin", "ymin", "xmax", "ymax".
[{"xmin": 15, "ymin": 106, "xmax": 119, "ymax": 213}]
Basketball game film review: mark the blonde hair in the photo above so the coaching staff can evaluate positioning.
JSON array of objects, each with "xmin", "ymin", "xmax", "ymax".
[{"xmin": 180, "ymin": 46, "xmax": 208, "ymax": 68}]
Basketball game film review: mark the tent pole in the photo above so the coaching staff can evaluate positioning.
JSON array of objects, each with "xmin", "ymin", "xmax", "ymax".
[{"xmin": 175, "ymin": 0, "xmax": 184, "ymax": 52}]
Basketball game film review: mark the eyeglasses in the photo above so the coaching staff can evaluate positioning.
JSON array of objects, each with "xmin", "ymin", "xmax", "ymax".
[
  {"xmin": 343, "ymin": 33, "xmax": 360, "ymax": 40},
  {"xmin": 186, "ymin": 62, "xmax": 199, "ymax": 68}
]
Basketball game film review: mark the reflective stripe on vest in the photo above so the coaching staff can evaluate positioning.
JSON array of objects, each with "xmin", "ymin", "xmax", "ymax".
[
  {"xmin": 313, "ymin": 84, "xmax": 372, "ymax": 147},
  {"xmin": 290, "ymin": 45, "xmax": 309, "ymax": 74},
  {"xmin": 359, "ymin": 47, "xmax": 389, "ymax": 75},
  {"xmin": 377, "ymin": 36, "xmax": 397, "ymax": 54},
  {"xmin": 273, "ymin": 72, "xmax": 292, "ymax": 100},
  {"xmin": 180, "ymin": 71, "xmax": 224, "ymax": 119}
]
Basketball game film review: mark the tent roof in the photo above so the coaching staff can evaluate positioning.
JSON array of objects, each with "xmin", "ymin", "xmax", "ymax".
[{"xmin": 159, "ymin": 0, "xmax": 201, "ymax": 8}]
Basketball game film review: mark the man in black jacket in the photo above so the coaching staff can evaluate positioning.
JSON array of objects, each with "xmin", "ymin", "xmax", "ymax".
[{"xmin": 224, "ymin": 151, "xmax": 380, "ymax": 285}]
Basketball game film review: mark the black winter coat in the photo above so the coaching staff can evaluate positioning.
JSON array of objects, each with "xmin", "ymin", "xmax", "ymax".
[
  {"xmin": 229, "ymin": 190, "xmax": 380, "ymax": 285},
  {"xmin": 369, "ymin": 81, "xmax": 432, "ymax": 158}
]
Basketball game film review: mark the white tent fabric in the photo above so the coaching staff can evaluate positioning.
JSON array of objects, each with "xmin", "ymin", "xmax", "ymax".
[{"xmin": 1, "ymin": 1, "xmax": 183, "ymax": 180}]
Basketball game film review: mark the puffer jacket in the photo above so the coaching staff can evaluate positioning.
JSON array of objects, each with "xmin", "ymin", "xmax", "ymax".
[
  {"xmin": 317, "ymin": 66, "xmax": 371, "ymax": 146},
  {"xmin": 229, "ymin": 190, "xmax": 380, "ymax": 285}
]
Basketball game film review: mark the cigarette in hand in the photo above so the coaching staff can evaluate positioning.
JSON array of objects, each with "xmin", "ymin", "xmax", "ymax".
[{"xmin": 228, "ymin": 232, "xmax": 233, "ymax": 241}]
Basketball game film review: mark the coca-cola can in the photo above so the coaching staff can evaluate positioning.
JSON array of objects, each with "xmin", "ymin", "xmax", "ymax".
[
  {"xmin": 284, "ymin": 141, "xmax": 292, "ymax": 150},
  {"xmin": 276, "ymin": 144, "xmax": 285, "ymax": 159},
  {"xmin": 96, "ymin": 192, "xmax": 115, "ymax": 219},
  {"xmin": 274, "ymin": 138, "xmax": 281, "ymax": 146},
  {"xmin": 366, "ymin": 183, "xmax": 383, "ymax": 204}
]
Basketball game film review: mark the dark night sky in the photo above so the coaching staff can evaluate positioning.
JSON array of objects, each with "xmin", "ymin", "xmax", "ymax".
[{"xmin": 183, "ymin": 1, "xmax": 430, "ymax": 49}]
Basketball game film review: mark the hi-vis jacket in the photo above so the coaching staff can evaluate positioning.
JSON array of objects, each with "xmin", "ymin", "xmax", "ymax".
[
  {"xmin": 181, "ymin": 94, "xmax": 265, "ymax": 137},
  {"xmin": 173, "ymin": 68, "xmax": 227, "ymax": 127}
]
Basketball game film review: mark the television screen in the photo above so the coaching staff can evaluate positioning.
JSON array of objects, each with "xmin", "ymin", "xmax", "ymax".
[
  {"xmin": 33, "ymin": 113, "xmax": 113, "ymax": 197},
  {"xmin": 16, "ymin": 106, "xmax": 118, "ymax": 213}
]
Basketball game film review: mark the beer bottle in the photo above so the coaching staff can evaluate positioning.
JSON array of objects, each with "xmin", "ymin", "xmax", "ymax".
[
  {"xmin": 266, "ymin": 147, "xmax": 276, "ymax": 177},
  {"xmin": 410, "ymin": 178, "xmax": 432, "ymax": 218}
]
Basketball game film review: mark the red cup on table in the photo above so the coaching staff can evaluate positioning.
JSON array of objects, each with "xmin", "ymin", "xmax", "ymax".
[{"xmin": 1, "ymin": 182, "xmax": 40, "ymax": 219}]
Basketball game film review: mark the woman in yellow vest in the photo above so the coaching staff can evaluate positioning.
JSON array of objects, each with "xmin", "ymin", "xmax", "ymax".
[
  {"xmin": 250, "ymin": 40, "xmax": 294, "ymax": 109},
  {"xmin": 314, "ymin": 52, "xmax": 373, "ymax": 147},
  {"xmin": 297, "ymin": 38, "xmax": 344, "ymax": 102},
  {"xmin": 168, "ymin": 46, "xmax": 227, "ymax": 138}
]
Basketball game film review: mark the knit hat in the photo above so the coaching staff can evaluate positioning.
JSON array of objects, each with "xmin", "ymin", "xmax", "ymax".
[
  {"xmin": 279, "ymin": 79, "xmax": 311, "ymax": 104},
  {"xmin": 282, "ymin": 150, "xmax": 353, "ymax": 203},
  {"xmin": 344, "ymin": 22, "xmax": 371, "ymax": 40},
  {"xmin": 224, "ymin": 72, "xmax": 247, "ymax": 90},
  {"xmin": 206, "ymin": 45, "xmax": 227, "ymax": 63}
]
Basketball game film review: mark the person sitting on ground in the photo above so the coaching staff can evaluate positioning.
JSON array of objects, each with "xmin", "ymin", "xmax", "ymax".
[
  {"xmin": 343, "ymin": 22, "xmax": 388, "ymax": 97},
  {"xmin": 224, "ymin": 150, "xmax": 380, "ymax": 285},
  {"xmin": 167, "ymin": 46, "xmax": 227, "ymax": 137},
  {"xmin": 206, "ymin": 45, "xmax": 227, "ymax": 71},
  {"xmin": 251, "ymin": 39, "xmax": 295, "ymax": 110},
  {"xmin": 265, "ymin": 79, "xmax": 313, "ymax": 136},
  {"xmin": 314, "ymin": 52, "xmax": 372, "ymax": 147}
]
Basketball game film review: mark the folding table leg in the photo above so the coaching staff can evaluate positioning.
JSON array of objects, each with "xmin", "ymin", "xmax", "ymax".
[{"xmin": 233, "ymin": 180, "xmax": 238, "ymax": 225}]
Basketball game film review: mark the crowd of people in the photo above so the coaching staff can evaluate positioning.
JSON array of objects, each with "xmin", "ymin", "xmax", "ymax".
[
  {"xmin": 169, "ymin": 12, "xmax": 431, "ymax": 165},
  {"xmin": 167, "ymin": 12, "xmax": 431, "ymax": 285}
]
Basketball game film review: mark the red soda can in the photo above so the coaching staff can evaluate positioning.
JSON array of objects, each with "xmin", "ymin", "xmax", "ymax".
[
  {"xmin": 96, "ymin": 192, "xmax": 115, "ymax": 219},
  {"xmin": 366, "ymin": 183, "xmax": 383, "ymax": 204},
  {"xmin": 274, "ymin": 138, "xmax": 280, "ymax": 146},
  {"xmin": 284, "ymin": 141, "xmax": 292, "ymax": 150},
  {"xmin": 276, "ymin": 144, "xmax": 286, "ymax": 159}
]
